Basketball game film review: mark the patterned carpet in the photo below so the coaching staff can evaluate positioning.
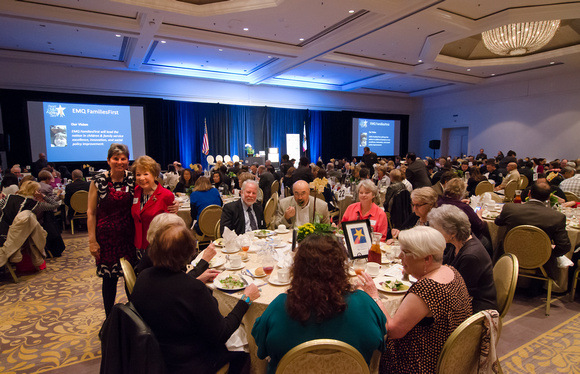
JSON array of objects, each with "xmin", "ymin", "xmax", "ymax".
[
  {"xmin": 500, "ymin": 312, "xmax": 580, "ymax": 374},
  {"xmin": 0, "ymin": 236, "xmax": 123, "ymax": 374}
]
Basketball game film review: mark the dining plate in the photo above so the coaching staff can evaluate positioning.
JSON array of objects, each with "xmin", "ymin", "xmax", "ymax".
[
  {"xmin": 213, "ymin": 274, "xmax": 251, "ymax": 291},
  {"xmin": 374, "ymin": 277, "xmax": 411, "ymax": 294},
  {"xmin": 213, "ymin": 238, "xmax": 224, "ymax": 247},
  {"xmin": 191, "ymin": 256, "xmax": 226, "ymax": 269},
  {"xmin": 268, "ymin": 276, "xmax": 291, "ymax": 286},
  {"xmin": 253, "ymin": 229, "xmax": 276, "ymax": 238}
]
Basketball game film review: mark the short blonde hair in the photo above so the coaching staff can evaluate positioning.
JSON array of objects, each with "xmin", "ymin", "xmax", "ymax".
[
  {"xmin": 147, "ymin": 213, "xmax": 186, "ymax": 244},
  {"xmin": 389, "ymin": 169, "xmax": 402, "ymax": 182},
  {"xmin": 18, "ymin": 180, "xmax": 40, "ymax": 196},
  {"xmin": 444, "ymin": 178, "xmax": 466, "ymax": 199},
  {"xmin": 358, "ymin": 179, "xmax": 378, "ymax": 198},
  {"xmin": 132, "ymin": 155, "xmax": 161, "ymax": 179},
  {"xmin": 411, "ymin": 187, "xmax": 438, "ymax": 207},
  {"xmin": 194, "ymin": 176, "xmax": 212, "ymax": 192},
  {"xmin": 398, "ymin": 226, "xmax": 446, "ymax": 262}
]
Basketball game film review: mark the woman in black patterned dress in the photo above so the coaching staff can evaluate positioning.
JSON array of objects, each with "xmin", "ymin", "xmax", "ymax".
[
  {"xmin": 87, "ymin": 143, "xmax": 136, "ymax": 317},
  {"xmin": 358, "ymin": 226, "xmax": 472, "ymax": 373}
]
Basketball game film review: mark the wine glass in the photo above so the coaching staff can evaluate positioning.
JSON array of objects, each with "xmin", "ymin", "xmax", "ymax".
[
  {"xmin": 259, "ymin": 249, "xmax": 275, "ymax": 278},
  {"xmin": 352, "ymin": 258, "xmax": 366, "ymax": 276}
]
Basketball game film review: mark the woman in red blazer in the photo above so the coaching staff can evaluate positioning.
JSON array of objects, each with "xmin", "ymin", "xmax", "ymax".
[{"xmin": 131, "ymin": 156, "xmax": 176, "ymax": 251}]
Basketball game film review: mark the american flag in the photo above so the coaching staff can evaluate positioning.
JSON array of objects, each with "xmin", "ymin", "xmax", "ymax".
[
  {"xmin": 302, "ymin": 123, "xmax": 307, "ymax": 153},
  {"xmin": 202, "ymin": 120, "xmax": 209, "ymax": 156}
]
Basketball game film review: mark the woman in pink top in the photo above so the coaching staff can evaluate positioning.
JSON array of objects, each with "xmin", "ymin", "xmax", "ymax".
[{"xmin": 341, "ymin": 179, "xmax": 388, "ymax": 241}]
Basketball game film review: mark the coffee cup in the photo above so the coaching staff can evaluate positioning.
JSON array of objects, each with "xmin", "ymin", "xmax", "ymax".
[
  {"xmin": 278, "ymin": 268, "xmax": 290, "ymax": 283},
  {"xmin": 230, "ymin": 254, "xmax": 242, "ymax": 268},
  {"xmin": 278, "ymin": 224, "xmax": 286, "ymax": 231},
  {"xmin": 366, "ymin": 262, "xmax": 380, "ymax": 277}
]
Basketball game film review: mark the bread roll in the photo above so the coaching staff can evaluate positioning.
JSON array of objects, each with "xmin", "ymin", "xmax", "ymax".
[{"xmin": 255, "ymin": 267, "xmax": 265, "ymax": 276}]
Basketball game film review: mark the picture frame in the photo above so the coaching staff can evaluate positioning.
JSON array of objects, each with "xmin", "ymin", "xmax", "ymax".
[{"xmin": 342, "ymin": 219, "xmax": 373, "ymax": 259}]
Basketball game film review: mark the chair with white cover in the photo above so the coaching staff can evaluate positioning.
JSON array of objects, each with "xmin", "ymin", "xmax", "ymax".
[
  {"xmin": 119, "ymin": 257, "xmax": 136, "ymax": 295},
  {"xmin": 436, "ymin": 311, "xmax": 502, "ymax": 374},
  {"xmin": 232, "ymin": 155, "xmax": 240, "ymax": 163},
  {"xmin": 503, "ymin": 225, "xmax": 555, "ymax": 315},
  {"xmin": 215, "ymin": 155, "xmax": 223, "ymax": 163},
  {"xmin": 223, "ymin": 155, "xmax": 232, "ymax": 163},
  {"xmin": 70, "ymin": 190, "xmax": 89, "ymax": 235},
  {"xmin": 276, "ymin": 339, "xmax": 370, "ymax": 374},
  {"xmin": 207, "ymin": 155, "xmax": 215, "ymax": 166},
  {"xmin": 475, "ymin": 181, "xmax": 494, "ymax": 196},
  {"xmin": 493, "ymin": 253, "xmax": 519, "ymax": 319},
  {"xmin": 194, "ymin": 205, "xmax": 222, "ymax": 245}
]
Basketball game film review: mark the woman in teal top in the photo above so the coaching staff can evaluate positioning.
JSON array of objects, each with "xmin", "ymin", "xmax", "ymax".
[{"xmin": 252, "ymin": 235, "xmax": 387, "ymax": 373}]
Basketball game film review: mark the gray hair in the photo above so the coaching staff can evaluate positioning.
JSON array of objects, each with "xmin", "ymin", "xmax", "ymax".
[
  {"xmin": 241, "ymin": 179, "xmax": 259, "ymax": 191},
  {"xmin": 398, "ymin": 226, "xmax": 446, "ymax": 262},
  {"xmin": 411, "ymin": 187, "xmax": 439, "ymax": 207},
  {"xmin": 147, "ymin": 213, "xmax": 185, "ymax": 244},
  {"xmin": 358, "ymin": 179, "xmax": 378, "ymax": 198},
  {"xmin": 427, "ymin": 205, "xmax": 472, "ymax": 243}
]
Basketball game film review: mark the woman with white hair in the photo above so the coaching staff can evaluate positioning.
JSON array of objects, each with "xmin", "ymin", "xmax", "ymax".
[
  {"xmin": 428, "ymin": 205, "xmax": 497, "ymax": 313},
  {"xmin": 358, "ymin": 226, "xmax": 472, "ymax": 373},
  {"xmin": 342, "ymin": 179, "xmax": 388, "ymax": 240}
]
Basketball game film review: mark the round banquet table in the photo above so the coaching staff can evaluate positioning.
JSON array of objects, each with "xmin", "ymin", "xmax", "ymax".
[
  {"xmin": 207, "ymin": 232, "xmax": 404, "ymax": 374},
  {"xmin": 176, "ymin": 194, "xmax": 240, "ymax": 229}
]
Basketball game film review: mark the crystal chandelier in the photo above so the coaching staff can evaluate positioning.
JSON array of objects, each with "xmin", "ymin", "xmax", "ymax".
[{"xmin": 482, "ymin": 20, "xmax": 560, "ymax": 56}]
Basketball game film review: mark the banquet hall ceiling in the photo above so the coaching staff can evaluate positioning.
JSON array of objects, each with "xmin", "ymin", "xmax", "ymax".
[{"xmin": 1, "ymin": 0, "xmax": 580, "ymax": 97}]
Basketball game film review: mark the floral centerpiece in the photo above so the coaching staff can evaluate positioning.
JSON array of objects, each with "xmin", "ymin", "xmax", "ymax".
[
  {"xmin": 310, "ymin": 177, "xmax": 328, "ymax": 193},
  {"xmin": 297, "ymin": 222, "xmax": 335, "ymax": 242}
]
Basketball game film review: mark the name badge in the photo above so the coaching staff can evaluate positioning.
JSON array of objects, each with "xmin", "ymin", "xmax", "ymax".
[
  {"xmin": 133, "ymin": 198, "xmax": 139, "ymax": 205},
  {"xmin": 370, "ymin": 220, "xmax": 377, "ymax": 226}
]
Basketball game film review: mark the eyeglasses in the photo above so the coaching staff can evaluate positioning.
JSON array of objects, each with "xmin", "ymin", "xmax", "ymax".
[{"xmin": 412, "ymin": 202, "xmax": 428, "ymax": 208}]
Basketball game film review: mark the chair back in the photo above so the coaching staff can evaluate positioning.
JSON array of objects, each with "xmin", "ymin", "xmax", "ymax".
[
  {"xmin": 198, "ymin": 205, "xmax": 223, "ymax": 238},
  {"xmin": 257, "ymin": 188, "xmax": 264, "ymax": 202},
  {"xmin": 436, "ymin": 311, "xmax": 500, "ymax": 374},
  {"xmin": 284, "ymin": 186, "xmax": 292, "ymax": 198},
  {"xmin": 276, "ymin": 339, "xmax": 369, "ymax": 374},
  {"xmin": 70, "ymin": 190, "xmax": 89, "ymax": 214},
  {"xmin": 565, "ymin": 191, "xmax": 580, "ymax": 202},
  {"xmin": 503, "ymin": 225, "xmax": 551, "ymax": 269},
  {"xmin": 475, "ymin": 181, "xmax": 494, "ymax": 196},
  {"xmin": 214, "ymin": 219, "xmax": 221, "ymax": 239},
  {"xmin": 518, "ymin": 175, "xmax": 529, "ymax": 189},
  {"xmin": 337, "ymin": 195, "xmax": 353, "ymax": 222},
  {"xmin": 493, "ymin": 253, "xmax": 519, "ymax": 318},
  {"xmin": 264, "ymin": 197, "xmax": 277, "ymax": 229},
  {"xmin": 390, "ymin": 189, "xmax": 412, "ymax": 229},
  {"xmin": 503, "ymin": 180, "xmax": 517, "ymax": 202},
  {"xmin": 271, "ymin": 180, "xmax": 280, "ymax": 195},
  {"xmin": 119, "ymin": 257, "xmax": 136, "ymax": 295}
]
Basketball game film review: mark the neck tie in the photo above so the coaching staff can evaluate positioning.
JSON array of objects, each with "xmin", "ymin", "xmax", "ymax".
[{"xmin": 247, "ymin": 206, "xmax": 258, "ymax": 230}]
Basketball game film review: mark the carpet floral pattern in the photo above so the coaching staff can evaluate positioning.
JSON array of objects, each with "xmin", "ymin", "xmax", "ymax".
[
  {"xmin": 500, "ymin": 312, "xmax": 580, "ymax": 374},
  {"xmin": 0, "ymin": 237, "xmax": 124, "ymax": 373}
]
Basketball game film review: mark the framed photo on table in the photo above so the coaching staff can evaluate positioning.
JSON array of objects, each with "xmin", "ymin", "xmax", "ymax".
[{"xmin": 343, "ymin": 219, "xmax": 372, "ymax": 259}]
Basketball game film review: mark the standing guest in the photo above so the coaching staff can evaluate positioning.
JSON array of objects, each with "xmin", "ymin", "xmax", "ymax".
[
  {"xmin": 498, "ymin": 150, "xmax": 517, "ymax": 174},
  {"xmin": 211, "ymin": 170, "xmax": 230, "ymax": 195},
  {"xmin": 190, "ymin": 177, "xmax": 222, "ymax": 236},
  {"xmin": 342, "ymin": 179, "xmax": 388, "ymax": 241},
  {"xmin": 274, "ymin": 180, "xmax": 329, "ymax": 229},
  {"xmin": 58, "ymin": 166, "xmax": 72, "ymax": 181},
  {"xmin": 517, "ymin": 160, "xmax": 534, "ymax": 186},
  {"xmin": 428, "ymin": 205, "xmax": 497, "ymax": 312},
  {"xmin": 221, "ymin": 180, "xmax": 265, "ymax": 235},
  {"xmin": 361, "ymin": 147, "xmax": 378, "ymax": 168},
  {"xmin": 258, "ymin": 165, "xmax": 275, "ymax": 204},
  {"xmin": 173, "ymin": 168, "xmax": 195, "ymax": 194},
  {"xmin": 252, "ymin": 235, "xmax": 386, "ymax": 374},
  {"xmin": 358, "ymin": 226, "xmax": 472, "ymax": 374},
  {"xmin": 132, "ymin": 224, "xmax": 259, "ymax": 374},
  {"xmin": 88, "ymin": 143, "xmax": 136, "ymax": 317},
  {"xmin": 64, "ymin": 169, "xmax": 90, "ymax": 229},
  {"xmin": 37, "ymin": 169, "xmax": 66, "ymax": 256},
  {"xmin": 131, "ymin": 156, "xmax": 176, "ymax": 253},
  {"xmin": 31, "ymin": 153, "xmax": 49, "ymax": 178},
  {"xmin": 404, "ymin": 153, "xmax": 431, "ymax": 189},
  {"xmin": 291, "ymin": 157, "xmax": 314, "ymax": 185}
]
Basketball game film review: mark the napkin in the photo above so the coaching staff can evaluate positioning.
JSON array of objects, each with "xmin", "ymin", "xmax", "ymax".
[
  {"xmin": 225, "ymin": 326, "xmax": 248, "ymax": 352},
  {"xmin": 383, "ymin": 264, "xmax": 404, "ymax": 279},
  {"xmin": 222, "ymin": 227, "xmax": 238, "ymax": 248},
  {"xmin": 557, "ymin": 255, "xmax": 574, "ymax": 268}
]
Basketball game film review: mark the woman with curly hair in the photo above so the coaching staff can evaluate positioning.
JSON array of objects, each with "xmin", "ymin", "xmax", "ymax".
[{"xmin": 252, "ymin": 234, "xmax": 386, "ymax": 374}]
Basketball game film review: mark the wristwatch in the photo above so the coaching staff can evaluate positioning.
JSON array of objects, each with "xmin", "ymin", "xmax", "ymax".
[{"xmin": 241, "ymin": 294, "xmax": 252, "ymax": 305}]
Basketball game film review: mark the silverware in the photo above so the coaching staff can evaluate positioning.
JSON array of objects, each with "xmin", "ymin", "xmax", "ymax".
[
  {"xmin": 238, "ymin": 272, "xmax": 249, "ymax": 286},
  {"xmin": 245, "ymin": 269, "xmax": 256, "ymax": 279}
]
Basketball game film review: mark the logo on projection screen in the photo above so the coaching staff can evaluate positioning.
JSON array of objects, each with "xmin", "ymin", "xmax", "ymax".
[{"xmin": 46, "ymin": 104, "xmax": 66, "ymax": 118}]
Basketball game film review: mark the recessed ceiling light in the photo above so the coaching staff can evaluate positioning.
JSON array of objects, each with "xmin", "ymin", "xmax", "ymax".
[
  {"xmin": 349, "ymin": 10, "xmax": 355, "ymax": 13},
  {"xmin": 299, "ymin": 38, "xmax": 304, "ymax": 41},
  {"xmin": 115, "ymin": 34, "xmax": 121, "ymax": 37},
  {"xmin": 418, "ymin": 59, "xmax": 423, "ymax": 63},
  {"xmin": 491, "ymin": 73, "xmax": 495, "ymax": 76},
  {"xmin": 550, "ymin": 61, "xmax": 555, "ymax": 64},
  {"xmin": 218, "ymin": 48, "xmax": 223, "ymax": 51},
  {"xmin": 268, "ymin": 56, "xmax": 272, "ymax": 58},
  {"xmin": 243, "ymin": 28, "xmax": 249, "ymax": 31},
  {"xmin": 160, "ymin": 40, "xmax": 166, "ymax": 43},
  {"xmin": 467, "ymin": 68, "xmax": 471, "ymax": 71}
]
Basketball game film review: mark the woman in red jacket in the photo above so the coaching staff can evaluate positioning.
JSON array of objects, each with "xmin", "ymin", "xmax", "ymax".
[{"xmin": 131, "ymin": 156, "xmax": 176, "ymax": 252}]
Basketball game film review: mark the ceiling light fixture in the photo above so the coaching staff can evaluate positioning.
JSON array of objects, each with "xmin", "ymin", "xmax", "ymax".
[
  {"xmin": 481, "ymin": 20, "xmax": 560, "ymax": 56},
  {"xmin": 115, "ymin": 34, "xmax": 121, "ymax": 37},
  {"xmin": 349, "ymin": 10, "xmax": 354, "ymax": 13},
  {"xmin": 160, "ymin": 40, "xmax": 166, "ymax": 44},
  {"xmin": 243, "ymin": 28, "xmax": 249, "ymax": 31},
  {"xmin": 299, "ymin": 38, "xmax": 304, "ymax": 41}
]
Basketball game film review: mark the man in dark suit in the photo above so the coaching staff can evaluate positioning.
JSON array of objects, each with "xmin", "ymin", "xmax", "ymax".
[
  {"xmin": 31, "ymin": 153, "xmax": 48, "ymax": 178},
  {"xmin": 220, "ymin": 179, "xmax": 266, "ymax": 235},
  {"xmin": 404, "ymin": 152, "xmax": 432, "ymax": 189},
  {"xmin": 495, "ymin": 182, "xmax": 571, "ymax": 280},
  {"xmin": 291, "ymin": 156, "xmax": 314, "ymax": 185},
  {"xmin": 361, "ymin": 147, "xmax": 378, "ymax": 168},
  {"xmin": 65, "ymin": 169, "xmax": 91, "ymax": 229},
  {"xmin": 476, "ymin": 148, "xmax": 487, "ymax": 161},
  {"xmin": 257, "ymin": 165, "xmax": 275, "ymax": 206}
]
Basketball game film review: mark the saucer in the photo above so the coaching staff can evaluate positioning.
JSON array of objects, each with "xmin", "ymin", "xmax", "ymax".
[
  {"xmin": 275, "ymin": 228, "xmax": 290, "ymax": 234},
  {"xmin": 268, "ymin": 276, "xmax": 291, "ymax": 286},
  {"xmin": 224, "ymin": 263, "xmax": 245, "ymax": 271}
]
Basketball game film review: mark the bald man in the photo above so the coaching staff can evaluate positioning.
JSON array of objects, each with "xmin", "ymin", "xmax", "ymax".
[
  {"xmin": 274, "ymin": 180, "xmax": 329, "ymax": 228},
  {"xmin": 495, "ymin": 162, "xmax": 520, "ymax": 191}
]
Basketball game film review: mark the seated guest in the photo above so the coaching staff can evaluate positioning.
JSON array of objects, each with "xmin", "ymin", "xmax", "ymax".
[
  {"xmin": 486, "ymin": 159, "xmax": 503, "ymax": 186},
  {"xmin": 314, "ymin": 169, "xmax": 337, "ymax": 212},
  {"xmin": 521, "ymin": 174, "xmax": 566, "ymax": 201},
  {"xmin": 389, "ymin": 187, "xmax": 438, "ymax": 242},
  {"xmin": 190, "ymin": 176, "xmax": 223, "ymax": 236},
  {"xmin": 0, "ymin": 181, "xmax": 58, "ymax": 267},
  {"xmin": 38, "ymin": 170, "xmax": 63, "ymax": 200},
  {"xmin": 375, "ymin": 165, "xmax": 390, "ymax": 189},
  {"xmin": 252, "ymin": 235, "xmax": 386, "ymax": 373},
  {"xmin": 58, "ymin": 165, "xmax": 72, "ymax": 181},
  {"xmin": 438, "ymin": 178, "xmax": 487, "ymax": 241},
  {"xmin": 173, "ymin": 168, "xmax": 194, "ymax": 194},
  {"xmin": 291, "ymin": 156, "xmax": 314, "ymax": 185},
  {"xmin": 211, "ymin": 170, "xmax": 230, "ymax": 195},
  {"xmin": 132, "ymin": 224, "xmax": 259, "ymax": 374},
  {"xmin": 258, "ymin": 165, "xmax": 275, "ymax": 205},
  {"xmin": 64, "ymin": 169, "xmax": 91, "ymax": 228},
  {"xmin": 1, "ymin": 173, "xmax": 19, "ymax": 196},
  {"xmin": 494, "ymin": 162, "xmax": 520, "ymax": 191},
  {"xmin": 221, "ymin": 179, "xmax": 265, "ymax": 235},
  {"xmin": 282, "ymin": 167, "xmax": 295, "ymax": 191},
  {"xmin": 358, "ymin": 226, "xmax": 472, "ymax": 374},
  {"xmin": 274, "ymin": 180, "xmax": 329, "ymax": 229},
  {"xmin": 560, "ymin": 167, "xmax": 580, "ymax": 197},
  {"xmin": 383, "ymin": 169, "xmax": 406, "ymax": 213},
  {"xmin": 428, "ymin": 205, "xmax": 497, "ymax": 312},
  {"xmin": 342, "ymin": 179, "xmax": 388, "ymax": 241},
  {"xmin": 163, "ymin": 164, "xmax": 180, "ymax": 191},
  {"xmin": 466, "ymin": 166, "xmax": 487, "ymax": 197}
]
